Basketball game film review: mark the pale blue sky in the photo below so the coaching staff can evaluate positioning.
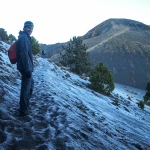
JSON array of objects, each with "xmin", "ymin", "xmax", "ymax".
[{"xmin": 1, "ymin": 0, "xmax": 150, "ymax": 44}]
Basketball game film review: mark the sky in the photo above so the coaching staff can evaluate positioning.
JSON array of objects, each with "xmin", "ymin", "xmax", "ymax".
[
  {"xmin": 1, "ymin": 0, "xmax": 150, "ymax": 44},
  {"xmin": 0, "ymin": 41, "xmax": 150, "ymax": 149}
]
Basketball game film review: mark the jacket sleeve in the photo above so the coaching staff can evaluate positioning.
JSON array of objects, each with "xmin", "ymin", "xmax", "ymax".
[{"xmin": 18, "ymin": 36, "xmax": 32, "ymax": 72}]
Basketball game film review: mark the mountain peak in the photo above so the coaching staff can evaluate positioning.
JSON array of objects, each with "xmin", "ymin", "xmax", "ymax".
[{"xmin": 83, "ymin": 18, "xmax": 150, "ymax": 39}]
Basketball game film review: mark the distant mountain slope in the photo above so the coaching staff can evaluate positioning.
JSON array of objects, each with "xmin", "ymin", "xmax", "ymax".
[
  {"xmin": 40, "ymin": 18, "xmax": 150, "ymax": 89},
  {"xmin": 83, "ymin": 19, "xmax": 150, "ymax": 89}
]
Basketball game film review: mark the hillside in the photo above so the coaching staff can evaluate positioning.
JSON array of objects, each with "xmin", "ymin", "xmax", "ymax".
[
  {"xmin": 1, "ymin": 41, "xmax": 150, "ymax": 150},
  {"xmin": 40, "ymin": 18, "xmax": 150, "ymax": 89},
  {"xmin": 83, "ymin": 19, "xmax": 150, "ymax": 89}
]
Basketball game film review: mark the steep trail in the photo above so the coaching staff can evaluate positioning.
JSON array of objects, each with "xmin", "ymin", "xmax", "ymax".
[
  {"xmin": 86, "ymin": 26, "xmax": 129, "ymax": 52},
  {"xmin": 0, "ymin": 65, "xmax": 70, "ymax": 150}
]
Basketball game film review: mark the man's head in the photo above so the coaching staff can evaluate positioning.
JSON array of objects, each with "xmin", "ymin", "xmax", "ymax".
[{"xmin": 23, "ymin": 21, "xmax": 34, "ymax": 36}]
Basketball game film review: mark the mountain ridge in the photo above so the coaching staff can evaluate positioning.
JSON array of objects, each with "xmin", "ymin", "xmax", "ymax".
[{"xmin": 82, "ymin": 18, "xmax": 150, "ymax": 40}]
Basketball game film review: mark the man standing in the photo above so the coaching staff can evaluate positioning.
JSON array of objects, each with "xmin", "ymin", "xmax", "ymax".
[{"xmin": 17, "ymin": 21, "xmax": 34, "ymax": 117}]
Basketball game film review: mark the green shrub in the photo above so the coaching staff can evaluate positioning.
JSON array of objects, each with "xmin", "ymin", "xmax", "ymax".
[
  {"xmin": 88, "ymin": 62, "xmax": 114, "ymax": 95},
  {"xmin": 0, "ymin": 28, "xmax": 9, "ymax": 42},
  {"xmin": 138, "ymin": 100, "xmax": 145, "ymax": 110},
  {"xmin": 143, "ymin": 81, "xmax": 150, "ymax": 105},
  {"xmin": 8, "ymin": 34, "xmax": 16, "ymax": 44},
  {"xmin": 31, "ymin": 36, "xmax": 40, "ymax": 55},
  {"xmin": 113, "ymin": 99, "xmax": 119, "ymax": 106}
]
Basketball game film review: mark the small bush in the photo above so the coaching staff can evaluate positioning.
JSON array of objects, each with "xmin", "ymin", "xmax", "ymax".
[
  {"xmin": 8, "ymin": 34, "xmax": 16, "ymax": 44},
  {"xmin": 138, "ymin": 100, "xmax": 145, "ymax": 110},
  {"xmin": 113, "ymin": 99, "xmax": 119, "ymax": 106},
  {"xmin": 128, "ymin": 96, "xmax": 131, "ymax": 100},
  {"xmin": 143, "ymin": 81, "xmax": 150, "ymax": 105},
  {"xmin": 88, "ymin": 62, "xmax": 114, "ymax": 95},
  {"xmin": 31, "ymin": 36, "xmax": 40, "ymax": 55},
  {"xmin": 0, "ymin": 28, "xmax": 9, "ymax": 42}
]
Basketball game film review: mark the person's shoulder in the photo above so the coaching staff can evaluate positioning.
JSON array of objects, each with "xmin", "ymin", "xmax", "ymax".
[
  {"xmin": 19, "ymin": 35, "xmax": 27, "ymax": 39},
  {"xmin": 18, "ymin": 31, "xmax": 27, "ymax": 39},
  {"xmin": 18, "ymin": 34, "xmax": 28, "ymax": 43}
]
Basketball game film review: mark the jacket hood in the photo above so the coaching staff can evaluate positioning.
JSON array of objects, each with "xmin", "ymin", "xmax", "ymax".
[{"xmin": 18, "ymin": 31, "xmax": 31, "ymax": 41}]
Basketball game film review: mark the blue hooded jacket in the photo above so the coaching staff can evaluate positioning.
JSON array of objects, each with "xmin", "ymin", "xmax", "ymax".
[{"xmin": 16, "ymin": 31, "xmax": 33, "ymax": 73}]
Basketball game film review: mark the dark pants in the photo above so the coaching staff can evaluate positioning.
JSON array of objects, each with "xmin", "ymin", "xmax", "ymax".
[{"xmin": 20, "ymin": 73, "xmax": 34, "ymax": 115}]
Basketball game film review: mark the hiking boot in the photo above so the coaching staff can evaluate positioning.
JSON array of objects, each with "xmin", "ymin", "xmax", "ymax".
[{"xmin": 19, "ymin": 112, "xmax": 29, "ymax": 117}]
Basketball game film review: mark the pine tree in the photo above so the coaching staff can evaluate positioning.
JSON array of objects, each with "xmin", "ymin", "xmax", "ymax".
[
  {"xmin": 88, "ymin": 62, "xmax": 114, "ymax": 95},
  {"xmin": 0, "ymin": 28, "xmax": 9, "ymax": 42},
  {"xmin": 60, "ymin": 36, "xmax": 91, "ymax": 75},
  {"xmin": 31, "ymin": 36, "xmax": 40, "ymax": 55}
]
